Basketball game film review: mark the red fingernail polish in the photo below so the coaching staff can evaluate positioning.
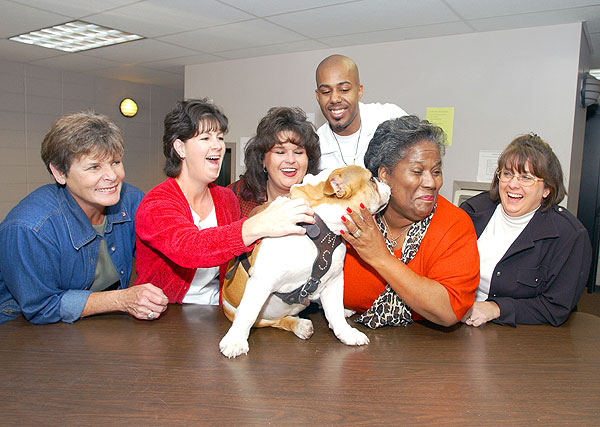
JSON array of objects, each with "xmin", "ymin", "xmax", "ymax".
[
  {"xmin": 346, "ymin": 207, "xmax": 353, "ymax": 214},
  {"xmin": 360, "ymin": 203, "xmax": 365, "ymax": 209},
  {"xmin": 341, "ymin": 216, "xmax": 347, "ymax": 222},
  {"xmin": 340, "ymin": 230, "xmax": 346, "ymax": 235}
]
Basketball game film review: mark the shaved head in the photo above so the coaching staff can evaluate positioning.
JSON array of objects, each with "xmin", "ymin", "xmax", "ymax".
[{"xmin": 315, "ymin": 54, "xmax": 360, "ymax": 85}]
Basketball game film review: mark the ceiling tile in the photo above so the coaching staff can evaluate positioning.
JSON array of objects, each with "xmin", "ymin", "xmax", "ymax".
[
  {"xmin": 0, "ymin": 0, "xmax": 69, "ymax": 38},
  {"xmin": 86, "ymin": 0, "xmax": 253, "ymax": 38},
  {"xmin": 318, "ymin": 21, "xmax": 474, "ymax": 47},
  {"xmin": 266, "ymin": 0, "xmax": 460, "ymax": 39},
  {"xmin": 8, "ymin": 0, "xmax": 140, "ymax": 18},
  {"xmin": 140, "ymin": 53, "xmax": 223, "ymax": 73},
  {"xmin": 158, "ymin": 19, "xmax": 307, "ymax": 52},
  {"xmin": 218, "ymin": 0, "xmax": 349, "ymax": 17},
  {"xmin": 446, "ymin": 0, "xmax": 600, "ymax": 20},
  {"xmin": 82, "ymin": 39, "xmax": 204, "ymax": 63},
  {"xmin": 216, "ymin": 39, "xmax": 329, "ymax": 60},
  {"xmin": 469, "ymin": 5, "xmax": 600, "ymax": 32},
  {"xmin": 3, "ymin": 0, "xmax": 600, "ymax": 88}
]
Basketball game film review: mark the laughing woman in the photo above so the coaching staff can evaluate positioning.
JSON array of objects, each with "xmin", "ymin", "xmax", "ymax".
[
  {"xmin": 341, "ymin": 116, "xmax": 480, "ymax": 328},
  {"xmin": 460, "ymin": 134, "xmax": 592, "ymax": 326},
  {"xmin": 228, "ymin": 106, "xmax": 320, "ymax": 217},
  {"xmin": 134, "ymin": 99, "xmax": 314, "ymax": 306},
  {"xmin": 0, "ymin": 112, "xmax": 168, "ymax": 324}
]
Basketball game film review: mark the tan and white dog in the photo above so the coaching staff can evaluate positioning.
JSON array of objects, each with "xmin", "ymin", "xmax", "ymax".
[{"xmin": 219, "ymin": 165, "xmax": 391, "ymax": 358}]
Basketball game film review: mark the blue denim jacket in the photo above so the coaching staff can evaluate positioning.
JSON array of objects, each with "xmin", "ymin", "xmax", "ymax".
[{"xmin": 0, "ymin": 182, "xmax": 144, "ymax": 324}]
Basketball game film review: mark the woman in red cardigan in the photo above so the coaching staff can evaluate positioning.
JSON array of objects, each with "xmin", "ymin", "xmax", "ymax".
[{"xmin": 134, "ymin": 99, "xmax": 314, "ymax": 309}]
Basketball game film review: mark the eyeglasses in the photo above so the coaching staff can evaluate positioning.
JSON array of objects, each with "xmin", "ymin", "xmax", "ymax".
[{"xmin": 496, "ymin": 170, "xmax": 544, "ymax": 187}]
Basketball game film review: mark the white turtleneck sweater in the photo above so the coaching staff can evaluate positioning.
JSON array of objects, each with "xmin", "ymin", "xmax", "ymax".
[{"xmin": 475, "ymin": 204, "xmax": 538, "ymax": 302}]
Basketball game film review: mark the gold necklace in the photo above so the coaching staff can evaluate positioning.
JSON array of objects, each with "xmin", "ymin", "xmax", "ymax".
[{"xmin": 382, "ymin": 215, "xmax": 409, "ymax": 249}]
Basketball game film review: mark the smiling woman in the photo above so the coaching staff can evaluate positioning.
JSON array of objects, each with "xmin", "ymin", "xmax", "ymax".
[
  {"xmin": 228, "ymin": 107, "xmax": 320, "ymax": 218},
  {"xmin": 134, "ymin": 100, "xmax": 316, "ymax": 305},
  {"xmin": 0, "ymin": 112, "xmax": 169, "ymax": 325},
  {"xmin": 460, "ymin": 133, "xmax": 592, "ymax": 326},
  {"xmin": 342, "ymin": 115, "xmax": 480, "ymax": 328}
]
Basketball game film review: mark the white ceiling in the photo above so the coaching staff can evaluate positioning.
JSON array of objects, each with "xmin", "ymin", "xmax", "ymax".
[{"xmin": 2, "ymin": 0, "xmax": 600, "ymax": 90}]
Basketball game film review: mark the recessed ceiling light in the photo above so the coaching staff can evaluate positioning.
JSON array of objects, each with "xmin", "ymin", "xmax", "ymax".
[{"xmin": 9, "ymin": 21, "xmax": 143, "ymax": 53}]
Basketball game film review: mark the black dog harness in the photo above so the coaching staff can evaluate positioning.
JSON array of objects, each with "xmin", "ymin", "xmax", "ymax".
[{"xmin": 273, "ymin": 214, "xmax": 343, "ymax": 306}]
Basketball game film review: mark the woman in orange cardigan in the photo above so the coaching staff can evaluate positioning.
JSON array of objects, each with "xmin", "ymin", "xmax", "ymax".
[{"xmin": 341, "ymin": 116, "xmax": 480, "ymax": 328}]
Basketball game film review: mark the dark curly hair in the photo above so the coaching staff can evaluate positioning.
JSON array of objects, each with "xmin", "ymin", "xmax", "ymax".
[
  {"xmin": 364, "ymin": 115, "xmax": 446, "ymax": 178},
  {"xmin": 238, "ymin": 107, "xmax": 320, "ymax": 203},
  {"xmin": 162, "ymin": 98, "xmax": 228, "ymax": 178},
  {"xmin": 489, "ymin": 133, "xmax": 565, "ymax": 210}
]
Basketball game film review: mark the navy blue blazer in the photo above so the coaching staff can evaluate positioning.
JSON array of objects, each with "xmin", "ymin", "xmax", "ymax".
[{"xmin": 460, "ymin": 192, "xmax": 591, "ymax": 326}]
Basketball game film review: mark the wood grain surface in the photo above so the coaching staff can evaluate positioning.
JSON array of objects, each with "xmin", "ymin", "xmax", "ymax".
[{"xmin": 1, "ymin": 305, "xmax": 599, "ymax": 425}]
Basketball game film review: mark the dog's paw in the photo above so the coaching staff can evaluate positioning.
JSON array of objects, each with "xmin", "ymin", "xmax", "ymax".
[
  {"xmin": 219, "ymin": 334, "xmax": 250, "ymax": 358},
  {"xmin": 292, "ymin": 318, "xmax": 314, "ymax": 340},
  {"xmin": 335, "ymin": 327, "xmax": 369, "ymax": 346},
  {"xmin": 344, "ymin": 308, "xmax": 356, "ymax": 318}
]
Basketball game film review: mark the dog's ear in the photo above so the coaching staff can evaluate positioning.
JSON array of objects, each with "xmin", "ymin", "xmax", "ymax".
[{"xmin": 324, "ymin": 171, "xmax": 351, "ymax": 198}]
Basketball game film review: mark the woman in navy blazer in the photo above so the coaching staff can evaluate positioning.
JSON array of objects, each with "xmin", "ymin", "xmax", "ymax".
[{"xmin": 460, "ymin": 133, "xmax": 591, "ymax": 326}]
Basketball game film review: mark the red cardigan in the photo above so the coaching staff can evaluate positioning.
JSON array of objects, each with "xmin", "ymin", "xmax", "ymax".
[{"xmin": 134, "ymin": 178, "xmax": 253, "ymax": 303}]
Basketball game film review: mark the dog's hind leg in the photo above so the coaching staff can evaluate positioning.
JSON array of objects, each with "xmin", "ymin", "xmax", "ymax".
[{"xmin": 256, "ymin": 316, "xmax": 314, "ymax": 339}]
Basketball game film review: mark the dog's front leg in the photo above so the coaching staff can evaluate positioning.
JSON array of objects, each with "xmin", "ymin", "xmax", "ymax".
[
  {"xmin": 320, "ymin": 275, "xmax": 369, "ymax": 346},
  {"xmin": 219, "ymin": 277, "xmax": 273, "ymax": 358}
]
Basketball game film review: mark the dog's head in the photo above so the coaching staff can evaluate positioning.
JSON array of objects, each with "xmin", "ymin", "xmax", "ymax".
[{"xmin": 322, "ymin": 165, "xmax": 390, "ymax": 213}]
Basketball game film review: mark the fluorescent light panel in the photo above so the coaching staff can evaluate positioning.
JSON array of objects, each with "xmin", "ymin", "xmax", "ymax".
[{"xmin": 9, "ymin": 21, "xmax": 143, "ymax": 52}]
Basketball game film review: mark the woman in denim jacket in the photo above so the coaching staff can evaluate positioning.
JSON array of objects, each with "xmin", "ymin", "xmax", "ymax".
[{"xmin": 0, "ymin": 112, "xmax": 168, "ymax": 324}]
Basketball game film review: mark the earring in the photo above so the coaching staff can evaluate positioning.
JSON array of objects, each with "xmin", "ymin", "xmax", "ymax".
[{"xmin": 263, "ymin": 167, "xmax": 267, "ymax": 173}]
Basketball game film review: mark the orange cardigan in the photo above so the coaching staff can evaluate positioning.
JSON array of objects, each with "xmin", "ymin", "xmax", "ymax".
[{"xmin": 343, "ymin": 196, "xmax": 480, "ymax": 322}]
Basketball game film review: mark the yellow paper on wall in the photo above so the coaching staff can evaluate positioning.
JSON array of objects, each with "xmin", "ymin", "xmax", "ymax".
[{"xmin": 426, "ymin": 107, "xmax": 454, "ymax": 146}]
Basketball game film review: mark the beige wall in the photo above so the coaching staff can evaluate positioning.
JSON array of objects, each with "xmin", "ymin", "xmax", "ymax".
[
  {"xmin": 185, "ymin": 23, "xmax": 586, "ymax": 211},
  {"xmin": 0, "ymin": 59, "xmax": 182, "ymax": 220}
]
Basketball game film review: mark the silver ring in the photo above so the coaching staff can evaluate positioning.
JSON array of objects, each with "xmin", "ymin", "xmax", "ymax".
[
  {"xmin": 467, "ymin": 317, "xmax": 473, "ymax": 322},
  {"xmin": 353, "ymin": 229, "xmax": 361, "ymax": 238},
  {"xmin": 147, "ymin": 311, "xmax": 154, "ymax": 320}
]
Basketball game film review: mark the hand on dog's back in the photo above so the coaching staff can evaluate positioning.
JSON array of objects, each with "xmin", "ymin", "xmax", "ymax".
[{"xmin": 242, "ymin": 197, "xmax": 315, "ymax": 244}]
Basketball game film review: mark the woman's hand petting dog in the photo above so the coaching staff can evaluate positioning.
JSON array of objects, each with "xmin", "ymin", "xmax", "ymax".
[{"xmin": 341, "ymin": 204, "xmax": 392, "ymax": 269}]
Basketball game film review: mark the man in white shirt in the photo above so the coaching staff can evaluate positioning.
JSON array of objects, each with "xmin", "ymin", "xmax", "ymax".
[{"xmin": 315, "ymin": 54, "xmax": 407, "ymax": 171}]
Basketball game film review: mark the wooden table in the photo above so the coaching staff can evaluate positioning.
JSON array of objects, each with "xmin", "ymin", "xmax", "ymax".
[{"xmin": 1, "ymin": 305, "xmax": 599, "ymax": 425}]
